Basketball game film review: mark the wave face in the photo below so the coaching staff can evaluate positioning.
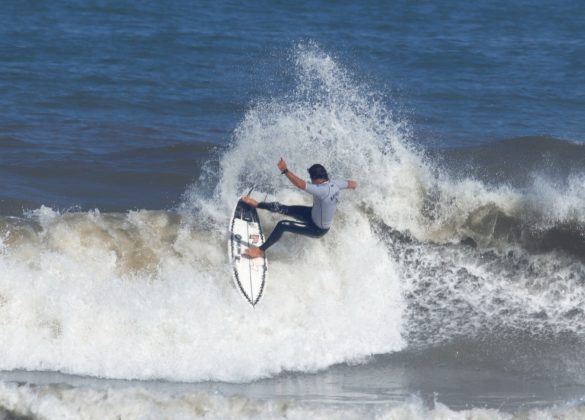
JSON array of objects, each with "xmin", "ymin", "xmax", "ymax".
[{"xmin": 2, "ymin": 45, "xmax": 585, "ymax": 385}]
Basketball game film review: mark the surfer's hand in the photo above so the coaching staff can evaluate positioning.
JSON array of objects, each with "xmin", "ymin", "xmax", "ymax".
[{"xmin": 277, "ymin": 158, "xmax": 287, "ymax": 172}]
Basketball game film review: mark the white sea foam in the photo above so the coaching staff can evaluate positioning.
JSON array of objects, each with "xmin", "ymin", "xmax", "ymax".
[
  {"xmin": 188, "ymin": 44, "xmax": 585, "ymax": 250},
  {"xmin": 0, "ymin": 203, "xmax": 403, "ymax": 382},
  {"xmin": 186, "ymin": 44, "xmax": 585, "ymax": 361},
  {"xmin": 2, "ymin": 44, "xmax": 585, "ymax": 386},
  {"xmin": 0, "ymin": 45, "xmax": 411, "ymax": 383},
  {"xmin": 1, "ymin": 381, "xmax": 583, "ymax": 420}
]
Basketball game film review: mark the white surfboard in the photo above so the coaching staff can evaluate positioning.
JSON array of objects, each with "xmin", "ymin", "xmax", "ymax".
[{"xmin": 228, "ymin": 199, "xmax": 268, "ymax": 306}]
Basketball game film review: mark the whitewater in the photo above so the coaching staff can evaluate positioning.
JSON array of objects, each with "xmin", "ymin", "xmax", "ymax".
[
  {"xmin": 0, "ymin": 47, "xmax": 409, "ymax": 383},
  {"xmin": 2, "ymin": 46, "xmax": 585, "ymax": 418}
]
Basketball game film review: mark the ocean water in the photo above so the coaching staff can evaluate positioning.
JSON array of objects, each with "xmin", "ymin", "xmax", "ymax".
[{"xmin": 1, "ymin": 1, "xmax": 585, "ymax": 419}]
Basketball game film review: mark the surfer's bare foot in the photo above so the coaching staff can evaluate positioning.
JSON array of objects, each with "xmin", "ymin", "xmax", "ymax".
[
  {"xmin": 241, "ymin": 195, "xmax": 258, "ymax": 208},
  {"xmin": 243, "ymin": 247, "xmax": 264, "ymax": 258}
]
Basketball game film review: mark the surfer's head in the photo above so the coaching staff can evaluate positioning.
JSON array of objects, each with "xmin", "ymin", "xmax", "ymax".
[{"xmin": 308, "ymin": 164, "xmax": 329, "ymax": 182}]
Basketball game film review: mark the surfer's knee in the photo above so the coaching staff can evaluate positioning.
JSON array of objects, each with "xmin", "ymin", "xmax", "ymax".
[{"xmin": 276, "ymin": 220, "xmax": 295, "ymax": 230}]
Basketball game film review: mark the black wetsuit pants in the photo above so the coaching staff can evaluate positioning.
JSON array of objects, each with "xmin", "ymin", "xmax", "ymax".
[{"xmin": 258, "ymin": 202, "xmax": 329, "ymax": 251}]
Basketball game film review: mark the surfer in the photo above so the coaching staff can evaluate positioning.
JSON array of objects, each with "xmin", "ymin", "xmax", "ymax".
[{"xmin": 242, "ymin": 158, "xmax": 357, "ymax": 258}]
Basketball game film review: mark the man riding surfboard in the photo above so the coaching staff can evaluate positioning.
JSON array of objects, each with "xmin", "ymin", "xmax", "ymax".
[{"xmin": 242, "ymin": 158, "xmax": 357, "ymax": 258}]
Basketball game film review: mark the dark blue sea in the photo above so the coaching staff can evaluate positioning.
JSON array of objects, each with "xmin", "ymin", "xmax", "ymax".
[{"xmin": 1, "ymin": 1, "xmax": 585, "ymax": 418}]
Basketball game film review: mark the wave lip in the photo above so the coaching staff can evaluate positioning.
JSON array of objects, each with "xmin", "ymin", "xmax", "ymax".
[{"xmin": 368, "ymin": 135, "xmax": 585, "ymax": 260}]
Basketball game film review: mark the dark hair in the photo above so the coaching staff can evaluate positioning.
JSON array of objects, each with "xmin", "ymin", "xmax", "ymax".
[{"xmin": 308, "ymin": 164, "xmax": 329, "ymax": 181}]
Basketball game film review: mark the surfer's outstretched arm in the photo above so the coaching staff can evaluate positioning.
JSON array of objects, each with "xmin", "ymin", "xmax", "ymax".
[
  {"xmin": 347, "ymin": 180, "xmax": 358, "ymax": 189},
  {"xmin": 277, "ymin": 158, "xmax": 306, "ymax": 190}
]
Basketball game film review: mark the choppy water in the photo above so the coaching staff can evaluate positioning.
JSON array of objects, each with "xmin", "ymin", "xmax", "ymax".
[{"xmin": 1, "ymin": 1, "xmax": 585, "ymax": 418}]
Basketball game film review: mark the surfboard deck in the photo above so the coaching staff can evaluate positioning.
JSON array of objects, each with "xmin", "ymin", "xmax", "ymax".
[{"xmin": 228, "ymin": 199, "xmax": 268, "ymax": 306}]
